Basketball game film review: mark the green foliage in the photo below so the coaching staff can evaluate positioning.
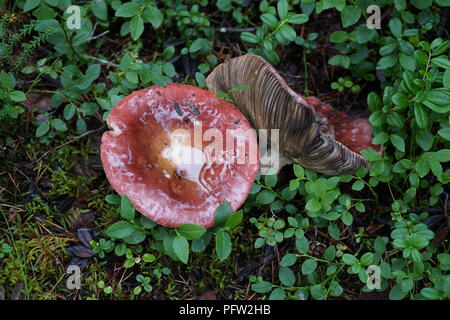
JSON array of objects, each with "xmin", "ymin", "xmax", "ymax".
[{"xmin": 241, "ymin": 0, "xmax": 309, "ymax": 64}]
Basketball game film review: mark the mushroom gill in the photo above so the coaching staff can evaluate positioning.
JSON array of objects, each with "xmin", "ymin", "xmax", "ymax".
[{"xmin": 206, "ymin": 54, "xmax": 370, "ymax": 176}]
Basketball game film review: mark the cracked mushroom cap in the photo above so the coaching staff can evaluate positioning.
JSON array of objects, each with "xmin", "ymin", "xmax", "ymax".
[
  {"xmin": 101, "ymin": 83, "xmax": 260, "ymax": 228},
  {"xmin": 206, "ymin": 54, "xmax": 372, "ymax": 176}
]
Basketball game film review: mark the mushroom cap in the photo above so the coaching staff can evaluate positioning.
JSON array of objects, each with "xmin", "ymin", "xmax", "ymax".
[
  {"xmin": 101, "ymin": 83, "xmax": 260, "ymax": 228},
  {"xmin": 304, "ymin": 96, "xmax": 382, "ymax": 155},
  {"xmin": 206, "ymin": 54, "xmax": 371, "ymax": 176}
]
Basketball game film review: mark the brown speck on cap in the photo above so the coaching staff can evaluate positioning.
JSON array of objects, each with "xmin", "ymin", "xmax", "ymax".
[
  {"xmin": 174, "ymin": 102, "xmax": 183, "ymax": 116},
  {"xmin": 188, "ymin": 102, "xmax": 200, "ymax": 116}
]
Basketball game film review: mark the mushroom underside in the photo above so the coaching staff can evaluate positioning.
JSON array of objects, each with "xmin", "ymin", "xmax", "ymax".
[{"xmin": 206, "ymin": 54, "xmax": 377, "ymax": 176}]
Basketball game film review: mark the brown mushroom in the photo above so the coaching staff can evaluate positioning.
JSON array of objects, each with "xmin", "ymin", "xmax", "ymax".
[
  {"xmin": 101, "ymin": 83, "xmax": 259, "ymax": 228},
  {"xmin": 206, "ymin": 54, "xmax": 377, "ymax": 175}
]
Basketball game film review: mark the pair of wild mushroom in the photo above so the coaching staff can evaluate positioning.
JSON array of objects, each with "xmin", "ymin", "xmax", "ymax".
[{"xmin": 101, "ymin": 55, "xmax": 379, "ymax": 228}]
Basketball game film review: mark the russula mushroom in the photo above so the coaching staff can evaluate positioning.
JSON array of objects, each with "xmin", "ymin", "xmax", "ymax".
[
  {"xmin": 206, "ymin": 54, "xmax": 377, "ymax": 175},
  {"xmin": 101, "ymin": 83, "xmax": 259, "ymax": 228},
  {"xmin": 303, "ymin": 96, "xmax": 382, "ymax": 155}
]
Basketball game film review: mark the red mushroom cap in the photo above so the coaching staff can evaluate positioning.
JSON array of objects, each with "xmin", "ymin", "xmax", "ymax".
[
  {"xmin": 304, "ymin": 96, "xmax": 382, "ymax": 155},
  {"xmin": 101, "ymin": 83, "xmax": 260, "ymax": 228}
]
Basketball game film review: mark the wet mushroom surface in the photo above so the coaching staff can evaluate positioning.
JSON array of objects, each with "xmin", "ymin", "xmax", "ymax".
[{"xmin": 101, "ymin": 83, "xmax": 260, "ymax": 228}]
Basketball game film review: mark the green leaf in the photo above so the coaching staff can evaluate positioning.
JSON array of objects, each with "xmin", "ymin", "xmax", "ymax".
[
  {"xmin": 51, "ymin": 119, "xmax": 67, "ymax": 132},
  {"xmin": 443, "ymin": 69, "xmax": 450, "ymax": 90},
  {"xmin": 415, "ymin": 160, "xmax": 430, "ymax": 177},
  {"xmin": 280, "ymin": 253, "xmax": 297, "ymax": 267},
  {"xmin": 189, "ymin": 38, "xmax": 209, "ymax": 53},
  {"xmin": 10, "ymin": 91, "xmax": 26, "ymax": 102},
  {"xmin": 399, "ymin": 53, "xmax": 416, "ymax": 71},
  {"xmin": 389, "ymin": 284, "xmax": 409, "ymax": 300},
  {"xmin": 261, "ymin": 13, "xmax": 278, "ymax": 29},
  {"xmin": 192, "ymin": 232, "xmax": 211, "ymax": 252},
  {"xmin": 130, "ymin": 16, "xmax": 144, "ymax": 40},
  {"xmin": 105, "ymin": 221, "xmax": 135, "ymax": 239},
  {"xmin": 328, "ymin": 55, "xmax": 350, "ymax": 68},
  {"xmin": 293, "ymin": 164, "xmax": 305, "ymax": 178},
  {"xmin": 353, "ymin": 27, "xmax": 376, "ymax": 44},
  {"xmin": 120, "ymin": 195, "xmax": 135, "ymax": 220},
  {"xmin": 324, "ymin": 246, "xmax": 336, "ymax": 261},
  {"xmin": 241, "ymin": 32, "xmax": 258, "ymax": 44},
  {"xmin": 416, "ymin": 130, "xmax": 434, "ymax": 151},
  {"xmin": 256, "ymin": 190, "xmax": 276, "ymax": 205},
  {"xmin": 63, "ymin": 104, "xmax": 76, "ymax": 120},
  {"xmin": 341, "ymin": 6, "xmax": 361, "ymax": 28},
  {"xmin": 391, "ymin": 135, "xmax": 405, "ymax": 152},
  {"xmin": 361, "ymin": 149, "xmax": 382, "ymax": 162},
  {"xmin": 310, "ymin": 284, "xmax": 326, "ymax": 300},
  {"xmin": 264, "ymin": 174, "xmax": 277, "ymax": 188},
  {"xmin": 277, "ymin": 0, "xmax": 288, "ymax": 19},
  {"xmin": 389, "ymin": 18, "xmax": 402, "ymax": 38},
  {"xmin": 251, "ymin": 281, "xmax": 272, "ymax": 293},
  {"xmin": 278, "ymin": 266, "xmax": 295, "ymax": 286},
  {"xmin": 140, "ymin": 216, "xmax": 156, "ymax": 229},
  {"xmin": 176, "ymin": 224, "xmax": 206, "ymax": 240},
  {"xmin": 411, "ymin": 0, "xmax": 432, "ymax": 9},
  {"xmin": 36, "ymin": 122, "xmax": 49, "ymax": 137},
  {"xmin": 342, "ymin": 253, "xmax": 357, "ymax": 265},
  {"xmin": 269, "ymin": 288, "xmax": 286, "ymax": 300},
  {"xmin": 394, "ymin": 0, "xmax": 407, "ymax": 10},
  {"xmin": 328, "ymin": 223, "xmax": 340, "ymax": 240},
  {"xmin": 105, "ymin": 194, "xmax": 120, "ymax": 205},
  {"xmin": 431, "ymin": 56, "xmax": 450, "ymax": 69},
  {"xmin": 76, "ymin": 118, "xmax": 87, "ymax": 134},
  {"xmin": 142, "ymin": 7, "xmax": 163, "ymax": 29},
  {"xmin": 330, "ymin": 31, "xmax": 348, "ymax": 43},
  {"xmin": 360, "ymin": 253, "xmax": 374, "ymax": 266},
  {"xmin": 436, "ymin": 149, "xmax": 450, "ymax": 162},
  {"xmin": 163, "ymin": 46, "xmax": 175, "ymax": 60},
  {"xmin": 301, "ymin": 259, "xmax": 317, "ymax": 275},
  {"xmin": 296, "ymin": 237, "xmax": 309, "ymax": 254},
  {"xmin": 123, "ymin": 229, "xmax": 146, "ymax": 244},
  {"xmin": 91, "ymin": 0, "xmax": 108, "ymax": 20},
  {"xmin": 24, "ymin": 0, "xmax": 40, "ymax": 12},
  {"xmin": 125, "ymin": 70, "xmax": 138, "ymax": 84},
  {"xmin": 116, "ymin": 2, "xmax": 141, "ymax": 17},
  {"xmin": 367, "ymin": 92, "xmax": 381, "ymax": 109},
  {"xmin": 414, "ymin": 103, "xmax": 429, "ymax": 128},
  {"xmin": 420, "ymin": 288, "xmax": 441, "ymax": 300},
  {"xmin": 173, "ymin": 235, "xmax": 189, "ymax": 264},
  {"xmin": 438, "ymin": 128, "xmax": 450, "ymax": 141},
  {"xmin": 372, "ymin": 132, "xmax": 390, "ymax": 145},
  {"xmin": 352, "ymin": 180, "xmax": 365, "ymax": 191},
  {"xmin": 288, "ymin": 14, "xmax": 308, "ymax": 24},
  {"xmin": 278, "ymin": 24, "xmax": 296, "ymax": 42},
  {"xmin": 377, "ymin": 54, "xmax": 397, "ymax": 69},
  {"xmin": 305, "ymin": 198, "xmax": 321, "ymax": 212},
  {"xmin": 214, "ymin": 201, "xmax": 233, "ymax": 227},
  {"xmin": 225, "ymin": 210, "xmax": 243, "ymax": 229},
  {"xmin": 215, "ymin": 230, "xmax": 232, "ymax": 261}
]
